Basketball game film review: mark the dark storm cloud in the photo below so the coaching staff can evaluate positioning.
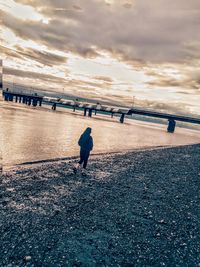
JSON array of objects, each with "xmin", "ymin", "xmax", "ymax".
[
  {"xmin": 0, "ymin": 44, "xmax": 67, "ymax": 66},
  {"xmin": 0, "ymin": 8, "xmax": 99, "ymax": 58},
  {"xmin": 3, "ymin": 0, "xmax": 200, "ymax": 64},
  {"xmin": 94, "ymin": 76, "xmax": 113, "ymax": 83},
  {"xmin": 0, "ymin": 10, "xmax": 63, "ymax": 49},
  {"xmin": 14, "ymin": 46, "xmax": 67, "ymax": 66},
  {"xmin": 147, "ymin": 77, "xmax": 184, "ymax": 88},
  {"xmin": 145, "ymin": 69, "xmax": 200, "ymax": 91},
  {"xmin": 0, "ymin": 45, "xmax": 24, "ymax": 60},
  {"xmin": 3, "ymin": 66, "xmax": 113, "ymax": 91},
  {"xmin": 147, "ymin": 77, "xmax": 200, "ymax": 91},
  {"xmin": 4, "ymin": 66, "xmax": 67, "ymax": 84}
]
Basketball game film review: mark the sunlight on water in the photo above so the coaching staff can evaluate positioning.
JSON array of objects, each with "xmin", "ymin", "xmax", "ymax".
[{"xmin": 2, "ymin": 101, "xmax": 200, "ymax": 166}]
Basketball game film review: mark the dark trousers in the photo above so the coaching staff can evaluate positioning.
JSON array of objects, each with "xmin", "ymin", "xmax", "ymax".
[{"xmin": 79, "ymin": 149, "xmax": 90, "ymax": 169}]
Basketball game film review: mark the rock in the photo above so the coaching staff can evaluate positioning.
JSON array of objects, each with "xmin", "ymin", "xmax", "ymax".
[{"xmin": 24, "ymin": 256, "xmax": 32, "ymax": 261}]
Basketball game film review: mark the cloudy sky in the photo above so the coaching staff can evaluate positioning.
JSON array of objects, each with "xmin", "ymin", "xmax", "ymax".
[{"xmin": 0, "ymin": 0, "xmax": 200, "ymax": 115}]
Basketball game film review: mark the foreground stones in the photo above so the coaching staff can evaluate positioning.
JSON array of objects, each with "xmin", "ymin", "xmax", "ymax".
[{"xmin": 0, "ymin": 144, "xmax": 200, "ymax": 266}]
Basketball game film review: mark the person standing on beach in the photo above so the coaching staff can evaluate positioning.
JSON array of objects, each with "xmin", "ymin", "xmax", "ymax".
[{"xmin": 74, "ymin": 127, "xmax": 93, "ymax": 173}]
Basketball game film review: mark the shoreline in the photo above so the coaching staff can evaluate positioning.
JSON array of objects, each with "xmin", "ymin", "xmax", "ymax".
[
  {"xmin": 3, "ymin": 142, "xmax": 200, "ymax": 172},
  {"xmin": 1, "ymin": 144, "xmax": 200, "ymax": 266}
]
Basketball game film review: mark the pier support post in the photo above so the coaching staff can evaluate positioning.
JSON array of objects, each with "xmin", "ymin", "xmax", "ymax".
[
  {"xmin": 4, "ymin": 93, "xmax": 8, "ymax": 101},
  {"xmin": 39, "ymin": 100, "xmax": 42, "ymax": 106},
  {"xmin": 15, "ymin": 96, "xmax": 18, "ymax": 102},
  {"xmin": 32, "ymin": 98, "xmax": 37, "ymax": 107},
  {"xmin": 52, "ymin": 103, "xmax": 56, "ymax": 110},
  {"xmin": 28, "ymin": 98, "xmax": 32, "ymax": 105},
  {"xmin": 120, "ymin": 113, "xmax": 125, "ymax": 123},
  {"xmin": 84, "ymin": 108, "xmax": 87, "ymax": 116},
  {"xmin": 111, "ymin": 112, "xmax": 113, "ymax": 118},
  {"xmin": 19, "ymin": 97, "xmax": 22, "ymax": 103},
  {"xmin": 88, "ymin": 109, "xmax": 92, "ymax": 117},
  {"xmin": 167, "ymin": 119, "xmax": 176, "ymax": 133},
  {"xmin": 9, "ymin": 94, "xmax": 13, "ymax": 101}
]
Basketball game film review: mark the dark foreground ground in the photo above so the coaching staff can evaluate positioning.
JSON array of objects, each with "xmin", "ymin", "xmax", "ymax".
[{"xmin": 0, "ymin": 144, "xmax": 200, "ymax": 267}]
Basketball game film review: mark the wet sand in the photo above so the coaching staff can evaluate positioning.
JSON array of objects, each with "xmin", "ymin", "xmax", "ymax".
[{"xmin": 0, "ymin": 144, "xmax": 200, "ymax": 266}]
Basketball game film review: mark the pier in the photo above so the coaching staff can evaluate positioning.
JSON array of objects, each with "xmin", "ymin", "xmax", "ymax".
[
  {"xmin": 3, "ymin": 89, "xmax": 43, "ymax": 107},
  {"xmin": 2, "ymin": 90, "xmax": 200, "ymax": 132}
]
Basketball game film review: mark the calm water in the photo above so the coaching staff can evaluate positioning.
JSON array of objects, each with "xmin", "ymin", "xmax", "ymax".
[{"xmin": 2, "ymin": 100, "xmax": 200, "ymax": 167}]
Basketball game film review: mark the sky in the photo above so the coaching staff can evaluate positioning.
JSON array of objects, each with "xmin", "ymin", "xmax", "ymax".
[{"xmin": 0, "ymin": 0, "xmax": 200, "ymax": 115}]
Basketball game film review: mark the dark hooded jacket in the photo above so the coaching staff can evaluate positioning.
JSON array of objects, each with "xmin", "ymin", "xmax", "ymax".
[{"xmin": 78, "ymin": 128, "xmax": 93, "ymax": 152}]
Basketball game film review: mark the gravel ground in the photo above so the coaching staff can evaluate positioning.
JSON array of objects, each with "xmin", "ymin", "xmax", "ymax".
[{"xmin": 0, "ymin": 144, "xmax": 200, "ymax": 267}]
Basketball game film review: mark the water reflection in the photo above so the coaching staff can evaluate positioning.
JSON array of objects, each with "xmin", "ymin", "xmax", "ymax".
[{"xmin": 2, "ymin": 101, "xmax": 200, "ymax": 166}]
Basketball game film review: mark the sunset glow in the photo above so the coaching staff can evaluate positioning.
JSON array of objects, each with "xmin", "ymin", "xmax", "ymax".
[{"xmin": 1, "ymin": 0, "xmax": 200, "ymax": 115}]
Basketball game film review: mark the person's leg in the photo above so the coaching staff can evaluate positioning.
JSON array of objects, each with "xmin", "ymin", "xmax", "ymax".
[
  {"xmin": 74, "ymin": 149, "xmax": 84, "ymax": 174},
  {"xmin": 83, "ymin": 152, "xmax": 90, "ymax": 169},
  {"xmin": 78, "ymin": 149, "xmax": 84, "ymax": 165}
]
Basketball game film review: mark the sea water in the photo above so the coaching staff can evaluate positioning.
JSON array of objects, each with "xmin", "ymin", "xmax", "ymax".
[{"xmin": 2, "ymin": 100, "xmax": 200, "ymax": 167}]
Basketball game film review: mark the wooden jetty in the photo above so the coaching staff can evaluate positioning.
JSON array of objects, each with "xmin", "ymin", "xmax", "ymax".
[
  {"xmin": 3, "ymin": 89, "xmax": 43, "ymax": 107},
  {"xmin": 2, "ymin": 89, "xmax": 200, "ymax": 133}
]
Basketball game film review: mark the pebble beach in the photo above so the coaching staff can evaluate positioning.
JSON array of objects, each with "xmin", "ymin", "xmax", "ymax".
[{"xmin": 0, "ymin": 144, "xmax": 200, "ymax": 266}]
